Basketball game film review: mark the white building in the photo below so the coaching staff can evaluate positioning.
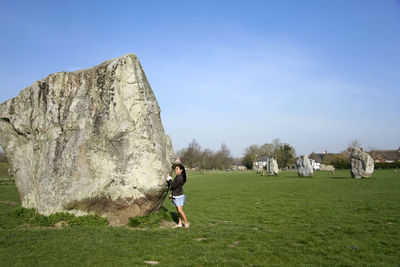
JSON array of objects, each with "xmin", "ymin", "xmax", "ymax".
[{"xmin": 310, "ymin": 159, "xmax": 320, "ymax": 170}]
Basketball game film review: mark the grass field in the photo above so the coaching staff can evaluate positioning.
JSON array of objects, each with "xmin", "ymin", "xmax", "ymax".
[{"xmin": 0, "ymin": 163, "xmax": 399, "ymax": 266}]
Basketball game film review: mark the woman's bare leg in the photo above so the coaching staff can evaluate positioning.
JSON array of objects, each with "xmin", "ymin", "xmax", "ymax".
[{"xmin": 176, "ymin": 206, "xmax": 188, "ymax": 225}]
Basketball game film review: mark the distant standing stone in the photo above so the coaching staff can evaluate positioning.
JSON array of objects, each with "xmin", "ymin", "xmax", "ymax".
[
  {"xmin": 296, "ymin": 155, "xmax": 313, "ymax": 177},
  {"xmin": 266, "ymin": 157, "xmax": 279, "ymax": 175},
  {"xmin": 254, "ymin": 162, "xmax": 264, "ymax": 174},
  {"xmin": 350, "ymin": 148, "xmax": 374, "ymax": 178}
]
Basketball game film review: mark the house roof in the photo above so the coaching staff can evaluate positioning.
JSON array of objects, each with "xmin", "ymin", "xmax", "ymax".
[
  {"xmin": 369, "ymin": 150, "xmax": 400, "ymax": 161},
  {"xmin": 308, "ymin": 152, "xmax": 350, "ymax": 163},
  {"xmin": 308, "ymin": 153, "xmax": 325, "ymax": 163}
]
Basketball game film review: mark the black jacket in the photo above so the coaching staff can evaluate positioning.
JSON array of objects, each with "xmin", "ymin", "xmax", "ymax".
[{"xmin": 167, "ymin": 174, "xmax": 185, "ymax": 196}]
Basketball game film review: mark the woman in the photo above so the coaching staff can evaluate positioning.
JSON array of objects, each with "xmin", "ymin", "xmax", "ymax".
[{"xmin": 167, "ymin": 163, "xmax": 189, "ymax": 228}]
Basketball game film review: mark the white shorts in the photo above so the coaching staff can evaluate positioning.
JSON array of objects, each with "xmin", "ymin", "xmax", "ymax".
[{"xmin": 172, "ymin": 195, "xmax": 186, "ymax": 207}]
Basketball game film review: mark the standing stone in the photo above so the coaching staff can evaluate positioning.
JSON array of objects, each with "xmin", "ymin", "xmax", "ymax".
[
  {"xmin": 258, "ymin": 163, "xmax": 265, "ymax": 175},
  {"xmin": 266, "ymin": 157, "xmax": 279, "ymax": 175},
  {"xmin": 296, "ymin": 155, "xmax": 313, "ymax": 177},
  {"xmin": 253, "ymin": 162, "xmax": 263, "ymax": 173},
  {"xmin": 350, "ymin": 148, "xmax": 374, "ymax": 178},
  {"xmin": 0, "ymin": 54, "xmax": 174, "ymax": 225}
]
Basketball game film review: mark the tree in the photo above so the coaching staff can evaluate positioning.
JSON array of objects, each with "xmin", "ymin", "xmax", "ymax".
[
  {"xmin": 177, "ymin": 140, "xmax": 233, "ymax": 170},
  {"xmin": 242, "ymin": 139, "xmax": 296, "ymax": 170},
  {"xmin": 331, "ymin": 154, "xmax": 350, "ymax": 169},
  {"xmin": 276, "ymin": 143, "xmax": 296, "ymax": 168},
  {"xmin": 242, "ymin": 154, "xmax": 254, "ymax": 170},
  {"xmin": 178, "ymin": 139, "xmax": 202, "ymax": 168},
  {"xmin": 214, "ymin": 143, "xmax": 233, "ymax": 170},
  {"xmin": 244, "ymin": 145, "xmax": 260, "ymax": 160},
  {"xmin": 322, "ymin": 154, "xmax": 335, "ymax": 165},
  {"xmin": 348, "ymin": 139, "xmax": 362, "ymax": 150},
  {"xmin": 272, "ymin": 138, "xmax": 281, "ymax": 158},
  {"xmin": 259, "ymin": 143, "xmax": 274, "ymax": 158},
  {"xmin": 199, "ymin": 148, "xmax": 214, "ymax": 169},
  {"xmin": 242, "ymin": 144, "xmax": 260, "ymax": 170}
]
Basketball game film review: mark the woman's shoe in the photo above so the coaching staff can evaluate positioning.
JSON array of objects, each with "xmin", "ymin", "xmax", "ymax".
[
  {"xmin": 173, "ymin": 224, "xmax": 183, "ymax": 228},
  {"xmin": 184, "ymin": 223, "xmax": 190, "ymax": 228}
]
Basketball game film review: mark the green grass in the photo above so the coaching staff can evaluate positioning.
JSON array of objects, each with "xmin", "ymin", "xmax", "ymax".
[
  {"xmin": 0, "ymin": 162, "xmax": 399, "ymax": 266},
  {"xmin": 0, "ymin": 162, "xmax": 9, "ymax": 177},
  {"xmin": 0, "ymin": 162, "xmax": 14, "ymax": 185},
  {"xmin": 128, "ymin": 207, "xmax": 172, "ymax": 228},
  {"xmin": 13, "ymin": 207, "xmax": 109, "ymax": 227}
]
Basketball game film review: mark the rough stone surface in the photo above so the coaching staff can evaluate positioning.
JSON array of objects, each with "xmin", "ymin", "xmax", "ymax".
[
  {"xmin": 0, "ymin": 54, "xmax": 174, "ymax": 225},
  {"xmin": 350, "ymin": 148, "xmax": 374, "ymax": 178},
  {"xmin": 266, "ymin": 157, "xmax": 279, "ymax": 175},
  {"xmin": 296, "ymin": 155, "xmax": 314, "ymax": 176},
  {"xmin": 254, "ymin": 162, "xmax": 264, "ymax": 173}
]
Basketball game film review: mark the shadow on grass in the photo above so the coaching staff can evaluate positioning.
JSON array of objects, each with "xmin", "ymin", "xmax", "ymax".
[
  {"xmin": 170, "ymin": 212, "xmax": 179, "ymax": 224},
  {"xmin": 283, "ymin": 175, "xmax": 314, "ymax": 179}
]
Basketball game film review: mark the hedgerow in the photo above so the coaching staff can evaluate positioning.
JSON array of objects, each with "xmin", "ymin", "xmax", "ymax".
[{"xmin": 375, "ymin": 161, "xmax": 400, "ymax": 169}]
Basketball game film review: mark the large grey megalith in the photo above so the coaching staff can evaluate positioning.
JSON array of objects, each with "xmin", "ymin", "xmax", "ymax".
[
  {"xmin": 0, "ymin": 54, "xmax": 174, "ymax": 225},
  {"xmin": 266, "ymin": 157, "xmax": 279, "ymax": 175},
  {"xmin": 350, "ymin": 148, "xmax": 374, "ymax": 178},
  {"xmin": 296, "ymin": 154, "xmax": 313, "ymax": 177}
]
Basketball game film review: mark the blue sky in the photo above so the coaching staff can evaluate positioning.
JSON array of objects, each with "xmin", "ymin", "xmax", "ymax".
[{"xmin": 1, "ymin": 0, "xmax": 399, "ymax": 157}]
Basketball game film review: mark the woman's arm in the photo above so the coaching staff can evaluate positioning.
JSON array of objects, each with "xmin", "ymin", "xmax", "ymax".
[{"xmin": 167, "ymin": 175, "xmax": 183, "ymax": 190}]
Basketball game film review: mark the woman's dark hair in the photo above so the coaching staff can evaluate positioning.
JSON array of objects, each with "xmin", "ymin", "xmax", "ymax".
[{"xmin": 176, "ymin": 163, "xmax": 186, "ymax": 184}]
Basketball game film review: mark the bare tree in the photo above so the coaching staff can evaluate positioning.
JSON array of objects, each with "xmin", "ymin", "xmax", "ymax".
[
  {"xmin": 245, "ymin": 145, "xmax": 259, "ymax": 158},
  {"xmin": 272, "ymin": 138, "xmax": 282, "ymax": 157},
  {"xmin": 177, "ymin": 140, "xmax": 233, "ymax": 170},
  {"xmin": 348, "ymin": 139, "xmax": 362, "ymax": 150},
  {"xmin": 214, "ymin": 143, "xmax": 233, "ymax": 170},
  {"xmin": 259, "ymin": 143, "xmax": 274, "ymax": 157},
  {"xmin": 199, "ymin": 148, "xmax": 214, "ymax": 169},
  {"xmin": 179, "ymin": 139, "xmax": 202, "ymax": 168}
]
